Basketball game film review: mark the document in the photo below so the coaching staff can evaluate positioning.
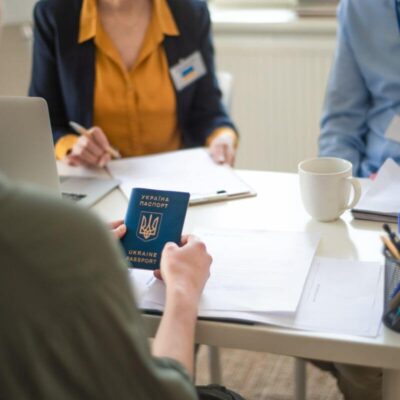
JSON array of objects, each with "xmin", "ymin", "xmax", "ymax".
[
  {"xmin": 107, "ymin": 148, "xmax": 255, "ymax": 205},
  {"xmin": 352, "ymin": 158, "xmax": 400, "ymax": 222},
  {"xmin": 56, "ymin": 161, "xmax": 110, "ymax": 179},
  {"xmin": 292, "ymin": 257, "xmax": 383, "ymax": 336},
  {"xmin": 132, "ymin": 229, "xmax": 320, "ymax": 313},
  {"xmin": 129, "ymin": 257, "xmax": 383, "ymax": 338}
]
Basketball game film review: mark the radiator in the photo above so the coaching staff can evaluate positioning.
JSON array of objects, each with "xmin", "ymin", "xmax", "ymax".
[{"xmin": 214, "ymin": 35, "xmax": 336, "ymax": 172}]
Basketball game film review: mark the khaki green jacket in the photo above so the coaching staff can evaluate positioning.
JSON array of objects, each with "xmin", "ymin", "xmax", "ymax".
[{"xmin": 0, "ymin": 175, "xmax": 197, "ymax": 400}]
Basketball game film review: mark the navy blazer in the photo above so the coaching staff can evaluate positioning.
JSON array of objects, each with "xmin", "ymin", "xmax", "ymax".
[{"xmin": 29, "ymin": 0, "xmax": 236, "ymax": 147}]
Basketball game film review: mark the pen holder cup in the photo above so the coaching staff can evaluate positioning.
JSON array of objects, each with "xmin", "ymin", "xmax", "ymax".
[{"xmin": 383, "ymin": 248, "xmax": 400, "ymax": 333}]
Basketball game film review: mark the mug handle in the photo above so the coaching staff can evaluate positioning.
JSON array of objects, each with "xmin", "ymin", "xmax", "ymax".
[{"xmin": 343, "ymin": 177, "xmax": 362, "ymax": 210}]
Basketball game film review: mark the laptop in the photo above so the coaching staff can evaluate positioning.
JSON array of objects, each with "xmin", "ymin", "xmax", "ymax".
[{"xmin": 0, "ymin": 97, "xmax": 119, "ymax": 206}]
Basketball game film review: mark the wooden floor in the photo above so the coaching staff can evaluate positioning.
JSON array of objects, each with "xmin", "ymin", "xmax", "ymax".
[{"xmin": 195, "ymin": 347, "xmax": 344, "ymax": 400}]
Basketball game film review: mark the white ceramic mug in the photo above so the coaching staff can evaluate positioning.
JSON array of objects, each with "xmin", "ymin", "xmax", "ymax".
[{"xmin": 298, "ymin": 157, "xmax": 362, "ymax": 222}]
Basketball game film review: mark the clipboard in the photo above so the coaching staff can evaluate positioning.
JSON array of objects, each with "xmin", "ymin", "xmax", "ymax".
[{"xmin": 106, "ymin": 148, "xmax": 257, "ymax": 206}]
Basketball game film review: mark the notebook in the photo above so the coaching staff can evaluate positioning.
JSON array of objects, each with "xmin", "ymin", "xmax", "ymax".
[{"xmin": 352, "ymin": 159, "xmax": 400, "ymax": 223}]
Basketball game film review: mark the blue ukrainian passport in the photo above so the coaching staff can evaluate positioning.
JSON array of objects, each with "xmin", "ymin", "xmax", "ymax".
[{"xmin": 121, "ymin": 188, "xmax": 190, "ymax": 270}]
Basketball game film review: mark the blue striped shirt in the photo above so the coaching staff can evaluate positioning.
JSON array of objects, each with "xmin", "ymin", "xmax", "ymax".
[{"xmin": 319, "ymin": 0, "xmax": 400, "ymax": 177}]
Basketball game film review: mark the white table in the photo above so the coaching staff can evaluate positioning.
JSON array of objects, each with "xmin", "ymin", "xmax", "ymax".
[{"xmin": 92, "ymin": 170, "xmax": 400, "ymax": 400}]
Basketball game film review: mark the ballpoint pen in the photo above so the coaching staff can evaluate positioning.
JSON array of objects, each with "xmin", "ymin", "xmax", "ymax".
[
  {"xmin": 383, "ymin": 224, "xmax": 400, "ymax": 250},
  {"xmin": 69, "ymin": 121, "xmax": 121, "ymax": 159},
  {"xmin": 381, "ymin": 235, "xmax": 400, "ymax": 259},
  {"xmin": 190, "ymin": 190, "xmax": 228, "ymax": 204},
  {"xmin": 389, "ymin": 290, "xmax": 400, "ymax": 311}
]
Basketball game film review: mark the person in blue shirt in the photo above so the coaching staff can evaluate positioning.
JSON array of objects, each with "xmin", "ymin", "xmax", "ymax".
[
  {"xmin": 317, "ymin": 2, "xmax": 385, "ymax": 398},
  {"xmin": 319, "ymin": 0, "xmax": 400, "ymax": 178}
]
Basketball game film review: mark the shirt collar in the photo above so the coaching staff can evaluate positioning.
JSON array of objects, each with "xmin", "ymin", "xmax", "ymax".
[
  {"xmin": 79, "ymin": 0, "xmax": 97, "ymax": 44},
  {"xmin": 154, "ymin": 0, "xmax": 179, "ymax": 37},
  {"xmin": 78, "ymin": 0, "xmax": 179, "ymax": 44}
]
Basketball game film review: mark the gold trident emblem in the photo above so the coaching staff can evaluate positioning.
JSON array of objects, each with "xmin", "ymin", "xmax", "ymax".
[{"xmin": 138, "ymin": 213, "xmax": 161, "ymax": 240}]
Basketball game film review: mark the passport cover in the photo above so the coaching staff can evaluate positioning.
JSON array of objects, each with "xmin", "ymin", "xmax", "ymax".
[{"xmin": 121, "ymin": 188, "xmax": 190, "ymax": 270}]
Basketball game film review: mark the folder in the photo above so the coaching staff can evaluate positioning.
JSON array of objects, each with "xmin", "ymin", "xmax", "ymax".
[{"xmin": 107, "ymin": 148, "xmax": 256, "ymax": 205}]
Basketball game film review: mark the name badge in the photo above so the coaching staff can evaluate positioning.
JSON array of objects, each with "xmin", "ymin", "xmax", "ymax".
[{"xmin": 170, "ymin": 51, "xmax": 207, "ymax": 91}]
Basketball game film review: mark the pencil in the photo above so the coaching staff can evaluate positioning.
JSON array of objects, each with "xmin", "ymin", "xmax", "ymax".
[
  {"xmin": 381, "ymin": 235, "xmax": 400, "ymax": 260},
  {"xmin": 389, "ymin": 290, "xmax": 400, "ymax": 311},
  {"xmin": 69, "ymin": 121, "xmax": 121, "ymax": 159}
]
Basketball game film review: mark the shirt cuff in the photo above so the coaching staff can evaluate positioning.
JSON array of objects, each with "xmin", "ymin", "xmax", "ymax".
[
  {"xmin": 206, "ymin": 127, "xmax": 238, "ymax": 148},
  {"xmin": 55, "ymin": 134, "xmax": 79, "ymax": 160}
]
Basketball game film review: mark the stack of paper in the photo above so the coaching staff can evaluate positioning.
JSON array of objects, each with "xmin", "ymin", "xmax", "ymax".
[
  {"xmin": 107, "ymin": 148, "xmax": 256, "ymax": 205},
  {"xmin": 194, "ymin": 258, "xmax": 383, "ymax": 338},
  {"xmin": 352, "ymin": 158, "xmax": 400, "ymax": 223},
  {"xmin": 138, "ymin": 229, "xmax": 320, "ymax": 313},
  {"xmin": 129, "ymin": 230, "xmax": 383, "ymax": 338}
]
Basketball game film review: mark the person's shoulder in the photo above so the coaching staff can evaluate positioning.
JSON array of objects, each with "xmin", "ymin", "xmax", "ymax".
[
  {"xmin": 1, "ymin": 181, "xmax": 107, "ymax": 248},
  {"xmin": 0, "ymin": 180, "xmax": 128, "ymax": 281},
  {"xmin": 338, "ymin": 0, "xmax": 377, "ymax": 22},
  {"xmin": 168, "ymin": 0, "xmax": 207, "ymax": 13},
  {"xmin": 167, "ymin": 0, "xmax": 209, "ymax": 25},
  {"xmin": 34, "ymin": 0, "xmax": 82, "ymax": 23}
]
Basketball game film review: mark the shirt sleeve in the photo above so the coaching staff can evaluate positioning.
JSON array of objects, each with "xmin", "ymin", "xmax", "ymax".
[
  {"xmin": 53, "ymin": 216, "xmax": 198, "ymax": 400},
  {"xmin": 206, "ymin": 127, "xmax": 238, "ymax": 148},
  {"xmin": 319, "ymin": 0, "xmax": 370, "ymax": 177},
  {"xmin": 54, "ymin": 134, "xmax": 79, "ymax": 160}
]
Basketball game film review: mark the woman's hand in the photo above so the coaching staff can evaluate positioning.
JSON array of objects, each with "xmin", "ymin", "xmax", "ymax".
[
  {"xmin": 66, "ymin": 127, "xmax": 112, "ymax": 168},
  {"xmin": 208, "ymin": 133, "xmax": 236, "ymax": 166}
]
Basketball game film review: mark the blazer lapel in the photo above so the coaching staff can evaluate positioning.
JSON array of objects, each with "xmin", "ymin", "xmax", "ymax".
[{"xmin": 57, "ymin": 0, "xmax": 96, "ymax": 128}]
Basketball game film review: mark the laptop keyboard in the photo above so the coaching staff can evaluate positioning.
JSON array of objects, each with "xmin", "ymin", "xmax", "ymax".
[{"xmin": 62, "ymin": 192, "xmax": 87, "ymax": 202}]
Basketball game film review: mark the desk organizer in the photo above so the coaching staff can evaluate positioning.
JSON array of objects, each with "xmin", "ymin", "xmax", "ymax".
[{"xmin": 383, "ymin": 249, "xmax": 400, "ymax": 333}]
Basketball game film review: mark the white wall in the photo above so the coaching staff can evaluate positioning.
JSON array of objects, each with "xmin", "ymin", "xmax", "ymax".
[
  {"xmin": 211, "ymin": 8, "xmax": 337, "ymax": 171},
  {"xmin": 213, "ymin": 26, "xmax": 336, "ymax": 172},
  {"xmin": 0, "ymin": 24, "xmax": 31, "ymax": 96},
  {"xmin": 3, "ymin": 0, "xmax": 36, "ymax": 24},
  {"xmin": 0, "ymin": 0, "xmax": 35, "ymax": 95}
]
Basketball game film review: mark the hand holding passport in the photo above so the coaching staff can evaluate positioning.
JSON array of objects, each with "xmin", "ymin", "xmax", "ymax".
[{"xmin": 121, "ymin": 188, "xmax": 190, "ymax": 270}]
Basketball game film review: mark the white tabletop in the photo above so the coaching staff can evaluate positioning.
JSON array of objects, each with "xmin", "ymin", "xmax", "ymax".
[{"xmin": 91, "ymin": 170, "xmax": 400, "ymax": 373}]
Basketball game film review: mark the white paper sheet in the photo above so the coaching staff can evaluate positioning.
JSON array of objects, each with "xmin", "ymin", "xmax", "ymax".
[
  {"xmin": 56, "ymin": 161, "xmax": 110, "ymax": 179},
  {"xmin": 355, "ymin": 158, "xmax": 400, "ymax": 213},
  {"xmin": 106, "ymin": 148, "xmax": 253, "ymax": 202},
  {"xmin": 293, "ymin": 257, "xmax": 383, "ymax": 336},
  {"xmin": 134, "ymin": 229, "xmax": 320, "ymax": 313},
  {"xmin": 129, "ymin": 257, "xmax": 383, "ymax": 338}
]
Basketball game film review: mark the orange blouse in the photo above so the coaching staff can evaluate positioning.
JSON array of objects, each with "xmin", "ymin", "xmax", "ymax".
[{"xmin": 55, "ymin": 0, "xmax": 236, "ymax": 160}]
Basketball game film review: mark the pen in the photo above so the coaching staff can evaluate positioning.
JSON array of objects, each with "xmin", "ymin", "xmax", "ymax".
[
  {"xmin": 391, "ymin": 281, "xmax": 400, "ymax": 299},
  {"xmin": 381, "ymin": 235, "xmax": 400, "ymax": 260},
  {"xmin": 383, "ymin": 224, "xmax": 400, "ymax": 250},
  {"xmin": 389, "ymin": 290, "xmax": 400, "ymax": 311},
  {"xmin": 398, "ymin": 213, "xmax": 400, "ymax": 236},
  {"xmin": 190, "ymin": 190, "xmax": 228, "ymax": 204},
  {"xmin": 69, "ymin": 121, "xmax": 121, "ymax": 159}
]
